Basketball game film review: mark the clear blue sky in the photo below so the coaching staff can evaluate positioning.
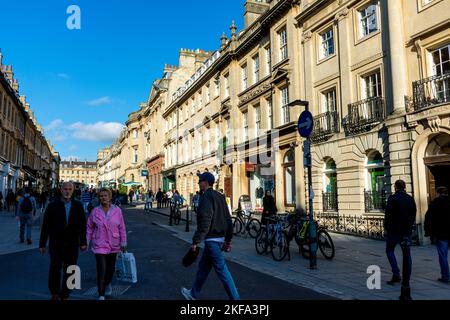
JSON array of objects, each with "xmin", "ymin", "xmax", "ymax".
[{"xmin": 0, "ymin": 0, "xmax": 245, "ymax": 161}]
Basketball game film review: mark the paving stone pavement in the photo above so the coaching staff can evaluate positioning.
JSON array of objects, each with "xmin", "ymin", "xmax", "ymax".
[{"xmin": 144, "ymin": 205, "xmax": 450, "ymax": 300}]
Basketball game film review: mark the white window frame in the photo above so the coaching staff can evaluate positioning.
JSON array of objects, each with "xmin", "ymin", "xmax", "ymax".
[
  {"xmin": 278, "ymin": 27, "xmax": 288, "ymax": 61},
  {"xmin": 321, "ymin": 88, "xmax": 337, "ymax": 113},
  {"xmin": 267, "ymin": 98, "xmax": 273, "ymax": 130},
  {"xmin": 224, "ymin": 74, "xmax": 230, "ymax": 98},
  {"xmin": 243, "ymin": 112, "xmax": 249, "ymax": 142},
  {"xmin": 359, "ymin": 3, "xmax": 378, "ymax": 38},
  {"xmin": 265, "ymin": 46, "xmax": 272, "ymax": 76},
  {"xmin": 241, "ymin": 64, "xmax": 248, "ymax": 91},
  {"xmin": 362, "ymin": 71, "xmax": 382, "ymax": 99},
  {"xmin": 255, "ymin": 105, "xmax": 261, "ymax": 132},
  {"xmin": 430, "ymin": 44, "xmax": 450, "ymax": 76},
  {"xmin": 320, "ymin": 28, "xmax": 335, "ymax": 59},
  {"xmin": 253, "ymin": 54, "xmax": 260, "ymax": 84},
  {"xmin": 281, "ymin": 87, "xmax": 290, "ymax": 125}
]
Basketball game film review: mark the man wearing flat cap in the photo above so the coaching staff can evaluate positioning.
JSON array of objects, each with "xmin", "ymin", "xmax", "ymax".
[{"xmin": 181, "ymin": 172, "xmax": 239, "ymax": 300}]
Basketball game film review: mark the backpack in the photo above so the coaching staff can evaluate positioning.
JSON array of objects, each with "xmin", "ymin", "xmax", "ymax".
[{"xmin": 20, "ymin": 196, "xmax": 33, "ymax": 214}]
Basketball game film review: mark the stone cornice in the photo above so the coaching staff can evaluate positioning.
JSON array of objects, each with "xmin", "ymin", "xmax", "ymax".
[
  {"xmin": 406, "ymin": 104, "xmax": 450, "ymax": 128},
  {"xmin": 238, "ymin": 77, "xmax": 272, "ymax": 107}
]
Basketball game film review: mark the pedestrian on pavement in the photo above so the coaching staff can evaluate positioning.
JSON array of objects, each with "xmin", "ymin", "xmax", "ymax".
[
  {"xmin": 424, "ymin": 186, "xmax": 450, "ymax": 284},
  {"xmin": 6, "ymin": 189, "xmax": 15, "ymax": 213},
  {"xmin": 181, "ymin": 172, "xmax": 239, "ymax": 301},
  {"xmin": 145, "ymin": 190, "xmax": 154, "ymax": 211},
  {"xmin": 87, "ymin": 188, "xmax": 127, "ymax": 300},
  {"xmin": 39, "ymin": 182, "xmax": 87, "ymax": 301},
  {"xmin": 17, "ymin": 187, "xmax": 37, "ymax": 245},
  {"xmin": 192, "ymin": 191, "xmax": 200, "ymax": 214},
  {"xmin": 384, "ymin": 179, "xmax": 417, "ymax": 300},
  {"xmin": 128, "ymin": 189, "xmax": 135, "ymax": 205},
  {"xmin": 156, "ymin": 189, "xmax": 164, "ymax": 209},
  {"xmin": 81, "ymin": 189, "xmax": 92, "ymax": 214},
  {"xmin": 262, "ymin": 190, "xmax": 277, "ymax": 225}
]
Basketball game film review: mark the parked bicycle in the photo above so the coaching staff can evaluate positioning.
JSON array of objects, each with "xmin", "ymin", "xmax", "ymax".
[
  {"xmin": 231, "ymin": 209, "xmax": 261, "ymax": 239},
  {"xmin": 255, "ymin": 215, "xmax": 290, "ymax": 261},
  {"xmin": 286, "ymin": 213, "xmax": 335, "ymax": 260}
]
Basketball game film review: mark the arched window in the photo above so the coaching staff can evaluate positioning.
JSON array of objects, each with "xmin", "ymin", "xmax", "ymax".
[
  {"xmin": 323, "ymin": 158, "xmax": 338, "ymax": 212},
  {"xmin": 283, "ymin": 150, "xmax": 296, "ymax": 206},
  {"xmin": 365, "ymin": 151, "xmax": 385, "ymax": 212}
]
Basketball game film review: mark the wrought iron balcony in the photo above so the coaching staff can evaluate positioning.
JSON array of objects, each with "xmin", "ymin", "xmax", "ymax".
[
  {"xmin": 311, "ymin": 111, "xmax": 340, "ymax": 142},
  {"xmin": 412, "ymin": 72, "xmax": 450, "ymax": 110},
  {"xmin": 343, "ymin": 97, "xmax": 385, "ymax": 135},
  {"xmin": 364, "ymin": 190, "xmax": 388, "ymax": 212},
  {"xmin": 322, "ymin": 192, "xmax": 338, "ymax": 212}
]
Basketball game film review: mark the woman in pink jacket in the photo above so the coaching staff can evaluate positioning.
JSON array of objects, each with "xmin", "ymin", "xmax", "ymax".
[{"xmin": 87, "ymin": 188, "xmax": 127, "ymax": 300}]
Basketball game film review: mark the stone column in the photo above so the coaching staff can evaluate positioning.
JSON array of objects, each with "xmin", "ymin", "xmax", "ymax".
[{"xmin": 383, "ymin": 0, "xmax": 408, "ymax": 114}]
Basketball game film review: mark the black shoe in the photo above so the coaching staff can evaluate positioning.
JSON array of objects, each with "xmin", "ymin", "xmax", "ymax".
[
  {"xmin": 20, "ymin": 239, "xmax": 24, "ymax": 243},
  {"xmin": 438, "ymin": 278, "xmax": 450, "ymax": 284},
  {"xmin": 399, "ymin": 286, "xmax": 412, "ymax": 300},
  {"xmin": 387, "ymin": 275, "xmax": 401, "ymax": 285},
  {"xmin": 27, "ymin": 240, "xmax": 32, "ymax": 245}
]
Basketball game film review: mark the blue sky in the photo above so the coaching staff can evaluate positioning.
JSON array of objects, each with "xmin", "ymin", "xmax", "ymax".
[{"xmin": 0, "ymin": 0, "xmax": 245, "ymax": 161}]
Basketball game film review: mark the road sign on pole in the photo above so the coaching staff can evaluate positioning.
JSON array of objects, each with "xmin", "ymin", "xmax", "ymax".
[{"xmin": 298, "ymin": 111, "xmax": 314, "ymax": 138}]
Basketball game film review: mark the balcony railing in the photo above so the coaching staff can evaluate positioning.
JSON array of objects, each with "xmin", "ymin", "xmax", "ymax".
[
  {"xmin": 322, "ymin": 192, "xmax": 338, "ymax": 212},
  {"xmin": 343, "ymin": 97, "xmax": 385, "ymax": 135},
  {"xmin": 364, "ymin": 190, "xmax": 388, "ymax": 212},
  {"xmin": 311, "ymin": 111, "xmax": 340, "ymax": 142},
  {"xmin": 412, "ymin": 72, "xmax": 450, "ymax": 110}
]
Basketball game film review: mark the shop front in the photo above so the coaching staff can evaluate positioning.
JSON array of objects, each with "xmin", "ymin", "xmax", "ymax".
[{"xmin": 246, "ymin": 160, "xmax": 275, "ymax": 213}]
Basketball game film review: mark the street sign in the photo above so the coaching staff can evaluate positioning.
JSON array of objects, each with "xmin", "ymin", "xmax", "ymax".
[
  {"xmin": 297, "ymin": 111, "xmax": 314, "ymax": 138},
  {"xmin": 141, "ymin": 170, "xmax": 148, "ymax": 177}
]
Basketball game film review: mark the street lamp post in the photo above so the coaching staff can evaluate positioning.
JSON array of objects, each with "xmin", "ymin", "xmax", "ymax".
[{"xmin": 288, "ymin": 100, "xmax": 318, "ymax": 270}]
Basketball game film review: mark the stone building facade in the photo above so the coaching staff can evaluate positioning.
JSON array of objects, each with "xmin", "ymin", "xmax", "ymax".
[
  {"xmin": 60, "ymin": 160, "xmax": 97, "ymax": 188},
  {"xmin": 0, "ymin": 51, "xmax": 59, "ymax": 195}
]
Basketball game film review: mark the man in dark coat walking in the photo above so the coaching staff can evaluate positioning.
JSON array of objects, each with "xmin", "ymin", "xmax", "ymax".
[
  {"xmin": 424, "ymin": 186, "xmax": 450, "ymax": 283},
  {"xmin": 39, "ymin": 182, "xmax": 87, "ymax": 300},
  {"xmin": 384, "ymin": 180, "xmax": 417, "ymax": 300}
]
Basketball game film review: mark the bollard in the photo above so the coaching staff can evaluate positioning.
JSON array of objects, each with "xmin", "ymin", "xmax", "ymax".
[
  {"xmin": 169, "ymin": 203, "xmax": 173, "ymax": 226},
  {"xmin": 185, "ymin": 206, "xmax": 190, "ymax": 232}
]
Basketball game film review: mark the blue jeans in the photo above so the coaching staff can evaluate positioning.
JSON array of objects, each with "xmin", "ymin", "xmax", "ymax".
[
  {"xmin": 191, "ymin": 241, "xmax": 240, "ymax": 300},
  {"xmin": 386, "ymin": 235, "xmax": 412, "ymax": 283},
  {"xmin": 436, "ymin": 240, "xmax": 449, "ymax": 281},
  {"xmin": 19, "ymin": 213, "xmax": 33, "ymax": 241}
]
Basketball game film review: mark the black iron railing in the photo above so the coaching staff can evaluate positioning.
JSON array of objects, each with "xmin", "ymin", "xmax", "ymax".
[
  {"xmin": 311, "ymin": 111, "xmax": 340, "ymax": 142},
  {"xmin": 317, "ymin": 212, "xmax": 422, "ymax": 245},
  {"xmin": 412, "ymin": 72, "xmax": 450, "ymax": 110},
  {"xmin": 343, "ymin": 96, "xmax": 385, "ymax": 135},
  {"xmin": 364, "ymin": 190, "xmax": 388, "ymax": 212},
  {"xmin": 322, "ymin": 192, "xmax": 338, "ymax": 212}
]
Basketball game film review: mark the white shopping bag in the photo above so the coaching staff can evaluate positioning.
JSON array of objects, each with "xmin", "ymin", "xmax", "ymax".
[{"xmin": 116, "ymin": 252, "xmax": 138, "ymax": 283}]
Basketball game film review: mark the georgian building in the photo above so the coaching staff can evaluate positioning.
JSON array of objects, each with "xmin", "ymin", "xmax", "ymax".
[
  {"xmin": 163, "ymin": 0, "xmax": 305, "ymax": 212},
  {"xmin": 59, "ymin": 160, "xmax": 97, "ymax": 188},
  {"xmin": 294, "ymin": 0, "xmax": 449, "ymax": 243},
  {"xmin": 0, "ymin": 51, "xmax": 58, "ymax": 195}
]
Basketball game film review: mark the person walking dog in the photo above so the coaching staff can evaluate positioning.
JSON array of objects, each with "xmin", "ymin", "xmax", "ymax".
[
  {"xmin": 181, "ymin": 172, "xmax": 239, "ymax": 300},
  {"xmin": 87, "ymin": 188, "xmax": 127, "ymax": 300}
]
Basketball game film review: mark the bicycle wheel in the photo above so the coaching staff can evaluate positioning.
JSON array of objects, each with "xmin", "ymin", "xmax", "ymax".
[
  {"xmin": 271, "ymin": 231, "xmax": 289, "ymax": 262},
  {"xmin": 255, "ymin": 227, "xmax": 268, "ymax": 255},
  {"xmin": 318, "ymin": 229, "xmax": 335, "ymax": 260},
  {"xmin": 231, "ymin": 217, "xmax": 242, "ymax": 235},
  {"xmin": 247, "ymin": 219, "xmax": 261, "ymax": 239}
]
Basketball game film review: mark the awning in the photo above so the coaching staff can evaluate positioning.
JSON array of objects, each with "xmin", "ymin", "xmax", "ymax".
[{"xmin": 121, "ymin": 181, "xmax": 143, "ymax": 187}]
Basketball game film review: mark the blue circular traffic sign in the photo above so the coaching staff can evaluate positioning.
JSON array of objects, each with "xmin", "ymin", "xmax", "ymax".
[{"xmin": 298, "ymin": 111, "xmax": 314, "ymax": 138}]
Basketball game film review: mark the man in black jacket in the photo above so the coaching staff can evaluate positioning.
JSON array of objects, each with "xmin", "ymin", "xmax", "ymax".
[
  {"xmin": 39, "ymin": 182, "xmax": 87, "ymax": 300},
  {"xmin": 384, "ymin": 180, "xmax": 417, "ymax": 300},
  {"xmin": 424, "ymin": 186, "xmax": 450, "ymax": 283},
  {"xmin": 181, "ymin": 172, "xmax": 239, "ymax": 300}
]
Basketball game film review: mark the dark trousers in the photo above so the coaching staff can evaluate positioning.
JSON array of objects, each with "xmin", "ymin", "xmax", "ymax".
[
  {"xmin": 49, "ymin": 247, "xmax": 79, "ymax": 298},
  {"xmin": 386, "ymin": 235, "xmax": 412, "ymax": 287},
  {"xmin": 95, "ymin": 253, "xmax": 117, "ymax": 296}
]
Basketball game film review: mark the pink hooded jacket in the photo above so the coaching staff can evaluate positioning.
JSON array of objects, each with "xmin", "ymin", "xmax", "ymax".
[{"xmin": 87, "ymin": 205, "xmax": 127, "ymax": 254}]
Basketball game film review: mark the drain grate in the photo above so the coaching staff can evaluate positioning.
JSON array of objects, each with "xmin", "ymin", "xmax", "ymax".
[{"xmin": 83, "ymin": 285, "xmax": 130, "ymax": 297}]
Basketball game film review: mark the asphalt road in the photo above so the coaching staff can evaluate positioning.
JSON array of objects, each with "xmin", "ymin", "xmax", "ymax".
[{"xmin": 0, "ymin": 206, "xmax": 333, "ymax": 300}]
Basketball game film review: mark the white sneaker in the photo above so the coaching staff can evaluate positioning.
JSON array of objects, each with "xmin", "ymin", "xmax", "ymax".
[
  {"xmin": 98, "ymin": 296, "xmax": 105, "ymax": 301},
  {"xmin": 181, "ymin": 287, "xmax": 195, "ymax": 300},
  {"xmin": 105, "ymin": 285, "xmax": 112, "ymax": 296}
]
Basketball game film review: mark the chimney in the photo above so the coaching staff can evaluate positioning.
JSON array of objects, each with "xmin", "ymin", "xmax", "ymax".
[
  {"xmin": 244, "ymin": 0, "xmax": 270, "ymax": 28},
  {"xmin": 12, "ymin": 78, "xmax": 19, "ymax": 93}
]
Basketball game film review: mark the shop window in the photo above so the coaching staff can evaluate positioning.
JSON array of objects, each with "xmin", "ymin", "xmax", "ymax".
[
  {"xmin": 323, "ymin": 159, "xmax": 338, "ymax": 212},
  {"xmin": 365, "ymin": 151, "xmax": 386, "ymax": 212}
]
